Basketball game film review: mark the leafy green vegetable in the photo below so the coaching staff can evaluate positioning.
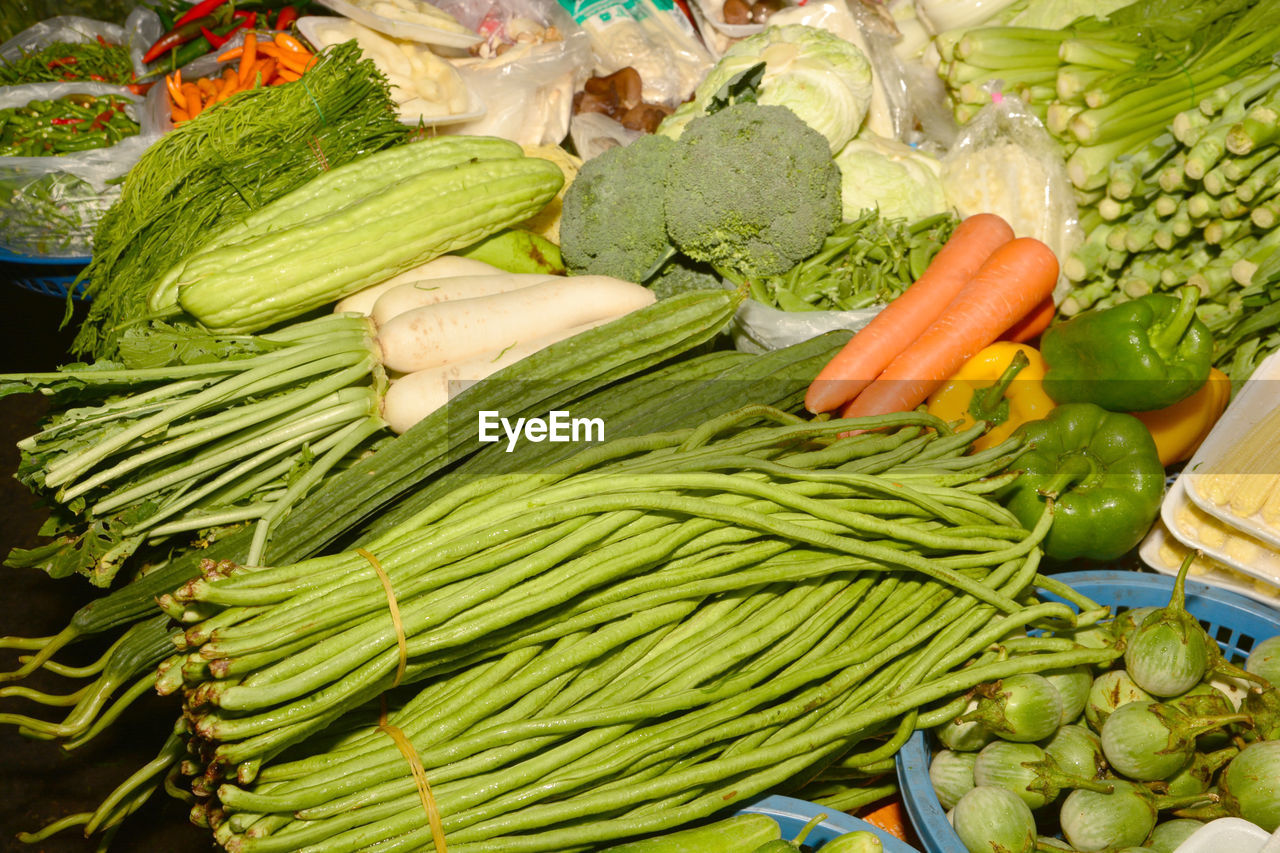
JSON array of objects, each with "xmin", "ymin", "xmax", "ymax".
[
  {"xmin": 748, "ymin": 210, "xmax": 957, "ymax": 312},
  {"xmin": 657, "ymin": 24, "xmax": 872, "ymax": 153},
  {"xmin": 833, "ymin": 133, "xmax": 948, "ymax": 223}
]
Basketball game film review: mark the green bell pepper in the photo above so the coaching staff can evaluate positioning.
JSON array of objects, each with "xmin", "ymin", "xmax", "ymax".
[
  {"xmin": 1003, "ymin": 403, "xmax": 1165, "ymax": 561},
  {"xmin": 1041, "ymin": 286, "xmax": 1213, "ymax": 412}
]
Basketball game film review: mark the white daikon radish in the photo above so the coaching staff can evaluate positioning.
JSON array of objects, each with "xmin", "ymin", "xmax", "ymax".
[
  {"xmin": 376, "ymin": 275, "xmax": 656, "ymax": 374},
  {"xmin": 370, "ymin": 273, "xmax": 560, "ymax": 326},
  {"xmin": 333, "ymin": 255, "xmax": 504, "ymax": 315},
  {"xmin": 382, "ymin": 316, "xmax": 620, "ymax": 434}
]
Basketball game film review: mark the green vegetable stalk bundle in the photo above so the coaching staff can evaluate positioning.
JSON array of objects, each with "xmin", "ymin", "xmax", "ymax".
[
  {"xmin": 936, "ymin": 0, "xmax": 1280, "ymax": 192},
  {"xmin": 72, "ymin": 40, "xmax": 408, "ymax": 360},
  {"xmin": 1053, "ymin": 66, "xmax": 1280, "ymax": 385},
  {"xmin": 153, "ymin": 409, "xmax": 1113, "ymax": 852}
]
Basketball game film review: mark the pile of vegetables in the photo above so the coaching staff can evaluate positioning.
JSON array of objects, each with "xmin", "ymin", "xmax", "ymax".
[
  {"xmin": 928, "ymin": 558, "xmax": 1280, "ymax": 852},
  {"xmin": 934, "ymin": 0, "xmax": 1280, "ymax": 383},
  {"xmin": 143, "ymin": 408, "xmax": 1097, "ymax": 852},
  {"xmin": 0, "ymin": 92, "xmax": 139, "ymax": 156},
  {"xmin": 164, "ymin": 32, "xmax": 317, "ymax": 124},
  {"xmin": 7, "ymin": 0, "xmax": 1280, "ymax": 849},
  {"xmin": 72, "ymin": 40, "xmax": 407, "ymax": 359},
  {"xmin": 0, "ymin": 36, "xmax": 136, "ymax": 85}
]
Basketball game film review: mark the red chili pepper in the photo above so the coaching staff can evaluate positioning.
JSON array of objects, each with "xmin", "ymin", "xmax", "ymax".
[
  {"xmin": 200, "ymin": 18, "xmax": 249, "ymax": 50},
  {"xmin": 88, "ymin": 73, "xmax": 106, "ymax": 81},
  {"xmin": 143, "ymin": 15, "xmax": 219, "ymax": 63},
  {"xmin": 51, "ymin": 117, "xmax": 84, "ymax": 125},
  {"xmin": 274, "ymin": 5, "xmax": 298, "ymax": 29},
  {"xmin": 46, "ymin": 56, "xmax": 78, "ymax": 68},
  {"xmin": 96, "ymin": 34, "xmax": 110, "ymax": 46},
  {"xmin": 174, "ymin": 0, "xmax": 232, "ymax": 27}
]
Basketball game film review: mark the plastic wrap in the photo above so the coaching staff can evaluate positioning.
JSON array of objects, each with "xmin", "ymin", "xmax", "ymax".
[
  {"xmin": 940, "ymin": 91, "xmax": 1082, "ymax": 297},
  {"xmin": 0, "ymin": 10, "xmax": 160, "ymax": 83},
  {"xmin": 556, "ymin": 0, "xmax": 713, "ymax": 106},
  {"xmin": 0, "ymin": 81, "xmax": 152, "ymax": 257},
  {"xmin": 730, "ymin": 294, "xmax": 882, "ymax": 354},
  {"xmin": 297, "ymin": 17, "xmax": 483, "ymax": 125},
  {"xmin": 432, "ymin": 0, "xmax": 590, "ymax": 145}
]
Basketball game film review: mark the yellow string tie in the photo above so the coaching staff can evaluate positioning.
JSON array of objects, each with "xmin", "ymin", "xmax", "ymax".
[
  {"xmin": 357, "ymin": 547, "xmax": 406, "ymax": 688},
  {"xmin": 357, "ymin": 548, "xmax": 447, "ymax": 852}
]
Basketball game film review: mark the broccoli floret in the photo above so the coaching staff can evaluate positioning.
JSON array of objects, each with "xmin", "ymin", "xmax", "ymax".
[
  {"xmin": 558, "ymin": 134, "xmax": 677, "ymax": 283},
  {"xmin": 663, "ymin": 102, "xmax": 842, "ymax": 280},
  {"xmin": 648, "ymin": 255, "xmax": 722, "ymax": 299}
]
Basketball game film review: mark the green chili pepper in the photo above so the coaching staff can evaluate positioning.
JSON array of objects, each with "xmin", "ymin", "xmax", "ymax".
[
  {"xmin": 1002, "ymin": 403, "xmax": 1165, "ymax": 561},
  {"xmin": 1041, "ymin": 286, "xmax": 1214, "ymax": 412}
]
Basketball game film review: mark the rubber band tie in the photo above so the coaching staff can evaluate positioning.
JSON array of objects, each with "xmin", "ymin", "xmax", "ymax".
[{"xmin": 357, "ymin": 547, "xmax": 447, "ymax": 851}]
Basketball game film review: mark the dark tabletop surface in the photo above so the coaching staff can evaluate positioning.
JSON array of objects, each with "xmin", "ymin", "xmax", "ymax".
[{"xmin": 0, "ymin": 283, "xmax": 208, "ymax": 852}]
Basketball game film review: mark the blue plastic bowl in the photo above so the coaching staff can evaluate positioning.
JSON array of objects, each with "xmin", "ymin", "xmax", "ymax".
[
  {"xmin": 0, "ymin": 246, "xmax": 91, "ymax": 300},
  {"xmin": 895, "ymin": 569, "xmax": 1280, "ymax": 853},
  {"xmin": 738, "ymin": 794, "xmax": 921, "ymax": 851}
]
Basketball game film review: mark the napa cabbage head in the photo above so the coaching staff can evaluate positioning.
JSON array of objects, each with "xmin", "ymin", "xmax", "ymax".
[
  {"xmin": 656, "ymin": 24, "xmax": 872, "ymax": 152},
  {"xmin": 833, "ymin": 133, "xmax": 948, "ymax": 222}
]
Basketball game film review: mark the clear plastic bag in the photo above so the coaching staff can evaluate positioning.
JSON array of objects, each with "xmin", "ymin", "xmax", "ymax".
[
  {"xmin": 556, "ymin": 0, "xmax": 713, "ymax": 106},
  {"xmin": 940, "ymin": 91, "xmax": 1083, "ymax": 297},
  {"xmin": 432, "ymin": 0, "xmax": 591, "ymax": 145},
  {"xmin": 0, "ymin": 10, "xmax": 160, "ymax": 83},
  {"xmin": 730, "ymin": 293, "xmax": 882, "ymax": 354},
  {"xmin": 0, "ymin": 81, "xmax": 154, "ymax": 257}
]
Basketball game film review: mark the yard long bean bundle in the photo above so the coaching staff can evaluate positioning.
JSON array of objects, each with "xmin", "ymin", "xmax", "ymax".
[
  {"xmin": 71, "ymin": 40, "xmax": 407, "ymax": 359},
  {"xmin": 161, "ymin": 408, "xmax": 1114, "ymax": 851}
]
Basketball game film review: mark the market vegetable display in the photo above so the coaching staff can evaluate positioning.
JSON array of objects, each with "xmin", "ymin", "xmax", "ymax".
[{"xmin": 5, "ymin": 1, "xmax": 1280, "ymax": 850}]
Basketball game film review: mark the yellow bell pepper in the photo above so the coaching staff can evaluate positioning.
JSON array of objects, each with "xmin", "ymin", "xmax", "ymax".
[
  {"xmin": 925, "ymin": 342, "xmax": 1056, "ymax": 452},
  {"xmin": 1131, "ymin": 366, "xmax": 1230, "ymax": 466}
]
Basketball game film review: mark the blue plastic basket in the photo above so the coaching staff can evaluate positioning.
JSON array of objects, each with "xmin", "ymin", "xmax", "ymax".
[
  {"xmin": 895, "ymin": 569, "xmax": 1280, "ymax": 853},
  {"xmin": 738, "ymin": 794, "xmax": 921, "ymax": 852},
  {"xmin": 0, "ymin": 246, "xmax": 90, "ymax": 300}
]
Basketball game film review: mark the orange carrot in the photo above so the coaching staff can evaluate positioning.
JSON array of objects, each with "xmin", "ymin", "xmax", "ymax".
[
  {"xmin": 274, "ymin": 32, "xmax": 308, "ymax": 55},
  {"xmin": 275, "ymin": 48, "xmax": 311, "ymax": 74},
  {"xmin": 181, "ymin": 82, "xmax": 202, "ymax": 110},
  {"xmin": 277, "ymin": 66, "xmax": 302, "ymax": 82},
  {"xmin": 196, "ymin": 77, "xmax": 218, "ymax": 98},
  {"xmin": 1000, "ymin": 293, "xmax": 1056, "ymax": 343},
  {"xmin": 256, "ymin": 57, "xmax": 276, "ymax": 86},
  {"xmin": 238, "ymin": 32, "xmax": 258, "ymax": 87},
  {"xmin": 841, "ymin": 236, "xmax": 1060, "ymax": 419},
  {"xmin": 217, "ymin": 46, "xmax": 244, "ymax": 63},
  {"xmin": 804, "ymin": 213, "xmax": 1015, "ymax": 414},
  {"xmin": 861, "ymin": 800, "xmax": 909, "ymax": 841},
  {"xmin": 165, "ymin": 72, "xmax": 185, "ymax": 111}
]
